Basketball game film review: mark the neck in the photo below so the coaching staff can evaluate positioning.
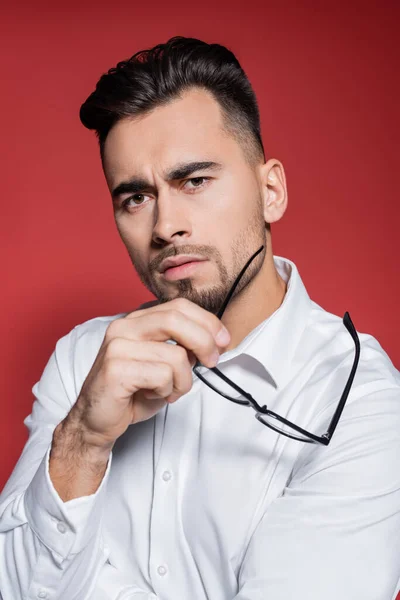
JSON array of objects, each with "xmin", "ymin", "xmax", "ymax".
[{"xmin": 220, "ymin": 250, "xmax": 287, "ymax": 352}]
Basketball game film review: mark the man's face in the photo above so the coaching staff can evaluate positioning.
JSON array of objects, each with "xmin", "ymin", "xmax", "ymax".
[{"xmin": 103, "ymin": 88, "xmax": 268, "ymax": 314}]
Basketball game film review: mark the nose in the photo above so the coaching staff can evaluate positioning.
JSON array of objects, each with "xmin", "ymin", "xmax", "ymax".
[{"xmin": 151, "ymin": 191, "xmax": 192, "ymax": 245}]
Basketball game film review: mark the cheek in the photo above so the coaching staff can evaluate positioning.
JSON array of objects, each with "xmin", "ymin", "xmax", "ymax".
[
  {"xmin": 213, "ymin": 175, "xmax": 259, "ymax": 225},
  {"xmin": 114, "ymin": 222, "xmax": 147, "ymax": 266},
  {"xmin": 115, "ymin": 216, "xmax": 144, "ymax": 246}
]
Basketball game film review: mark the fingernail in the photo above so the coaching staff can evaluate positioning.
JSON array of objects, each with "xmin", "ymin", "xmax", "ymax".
[
  {"xmin": 215, "ymin": 326, "xmax": 230, "ymax": 346},
  {"xmin": 208, "ymin": 349, "xmax": 220, "ymax": 367}
]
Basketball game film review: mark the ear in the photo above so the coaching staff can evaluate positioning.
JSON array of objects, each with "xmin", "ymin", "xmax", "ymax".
[{"xmin": 259, "ymin": 159, "xmax": 288, "ymax": 224}]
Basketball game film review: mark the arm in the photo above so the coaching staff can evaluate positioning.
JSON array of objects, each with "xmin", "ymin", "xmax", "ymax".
[
  {"xmin": 0, "ymin": 327, "xmax": 157, "ymax": 600},
  {"xmin": 233, "ymin": 388, "xmax": 400, "ymax": 600},
  {"xmin": 1, "ymin": 299, "xmax": 228, "ymax": 600}
]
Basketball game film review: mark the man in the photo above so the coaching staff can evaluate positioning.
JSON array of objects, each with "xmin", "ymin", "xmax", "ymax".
[{"xmin": 1, "ymin": 36, "xmax": 399, "ymax": 600}]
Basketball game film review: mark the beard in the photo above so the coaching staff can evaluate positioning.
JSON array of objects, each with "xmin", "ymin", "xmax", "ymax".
[{"xmin": 126, "ymin": 200, "xmax": 267, "ymax": 315}]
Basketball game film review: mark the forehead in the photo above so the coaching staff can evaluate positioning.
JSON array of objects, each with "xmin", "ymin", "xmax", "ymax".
[{"xmin": 103, "ymin": 88, "xmax": 239, "ymax": 183}]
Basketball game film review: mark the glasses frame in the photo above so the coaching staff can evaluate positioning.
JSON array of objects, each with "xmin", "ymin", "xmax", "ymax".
[{"xmin": 193, "ymin": 245, "xmax": 361, "ymax": 445}]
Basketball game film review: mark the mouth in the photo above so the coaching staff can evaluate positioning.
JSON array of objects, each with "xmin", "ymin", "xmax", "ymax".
[{"xmin": 162, "ymin": 259, "xmax": 208, "ymax": 281}]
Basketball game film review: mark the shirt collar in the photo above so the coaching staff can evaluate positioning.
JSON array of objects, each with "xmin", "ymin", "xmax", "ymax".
[{"xmin": 216, "ymin": 255, "xmax": 312, "ymax": 390}]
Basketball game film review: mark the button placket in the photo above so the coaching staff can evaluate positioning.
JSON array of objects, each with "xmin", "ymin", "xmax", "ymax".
[{"xmin": 150, "ymin": 399, "xmax": 195, "ymax": 594}]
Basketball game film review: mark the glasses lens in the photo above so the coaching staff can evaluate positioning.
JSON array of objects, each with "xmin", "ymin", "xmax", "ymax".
[
  {"xmin": 256, "ymin": 412, "xmax": 313, "ymax": 442},
  {"xmin": 195, "ymin": 365, "xmax": 250, "ymax": 405}
]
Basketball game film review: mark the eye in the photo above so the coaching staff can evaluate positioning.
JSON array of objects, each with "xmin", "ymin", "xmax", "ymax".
[
  {"xmin": 121, "ymin": 194, "xmax": 150, "ymax": 209},
  {"xmin": 184, "ymin": 177, "xmax": 210, "ymax": 190}
]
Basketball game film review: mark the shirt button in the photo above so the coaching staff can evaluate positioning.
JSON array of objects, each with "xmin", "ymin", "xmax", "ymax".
[
  {"xmin": 157, "ymin": 565, "xmax": 167, "ymax": 576},
  {"xmin": 57, "ymin": 522, "xmax": 67, "ymax": 534},
  {"xmin": 162, "ymin": 471, "xmax": 172, "ymax": 481},
  {"xmin": 37, "ymin": 590, "xmax": 48, "ymax": 599}
]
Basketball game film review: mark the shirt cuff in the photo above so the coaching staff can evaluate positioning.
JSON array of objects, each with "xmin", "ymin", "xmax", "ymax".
[{"xmin": 24, "ymin": 444, "xmax": 112, "ymax": 562}]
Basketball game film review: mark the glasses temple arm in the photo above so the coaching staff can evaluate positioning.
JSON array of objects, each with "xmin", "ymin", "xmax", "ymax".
[{"xmin": 217, "ymin": 245, "xmax": 265, "ymax": 320}]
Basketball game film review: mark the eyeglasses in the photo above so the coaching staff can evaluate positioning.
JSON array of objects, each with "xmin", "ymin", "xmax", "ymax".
[{"xmin": 193, "ymin": 245, "xmax": 360, "ymax": 445}]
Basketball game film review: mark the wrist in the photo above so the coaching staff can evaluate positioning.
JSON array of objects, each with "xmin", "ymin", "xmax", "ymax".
[
  {"xmin": 50, "ymin": 418, "xmax": 112, "ymax": 502},
  {"xmin": 52, "ymin": 417, "xmax": 113, "ymax": 465}
]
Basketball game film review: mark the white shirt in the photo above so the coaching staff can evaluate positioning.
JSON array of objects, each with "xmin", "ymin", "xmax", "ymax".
[{"xmin": 1, "ymin": 255, "xmax": 400, "ymax": 600}]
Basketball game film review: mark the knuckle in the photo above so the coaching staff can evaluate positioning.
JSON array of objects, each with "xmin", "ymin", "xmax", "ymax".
[
  {"xmin": 105, "ymin": 319, "xmax": 120, "ymax": 341},
  {"xmin": 139, "ymin": 366, "xmax": 153, "ymax": 389},
  {"xmin": 159, "ymin": 362, "xmax": 173, "ymax": 384},
  {"xmin": 165, "ymin": 309, "xmax": 180, "ymax": 328},
  {"xmin": 106, "ymin": 336, "xmax": 124, "ymax": 356},
  {"xmin": 153, "ymin": 363, "xmax": 173, "ymax": 397},
  {"xmin": 173, "ymin": 345, "xmax": 189, "ymax": 366},
  {"xmin": 102, "ymin": 355, "xmax": 120, "ymax": 378}
]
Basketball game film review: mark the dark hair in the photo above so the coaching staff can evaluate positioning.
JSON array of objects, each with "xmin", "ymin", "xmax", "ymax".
[{"xmin": 79, "ymin": 36, "xmax": 265, "ymax": 165}]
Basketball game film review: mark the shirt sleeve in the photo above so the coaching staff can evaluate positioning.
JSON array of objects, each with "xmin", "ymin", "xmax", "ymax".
[
  {"xmin": 0, "ymin": 325, "xmax": 158, "ymax": 600},
  {"xmin": 233, "ymin": 387, "xmax": 400, "ymax": 600}
]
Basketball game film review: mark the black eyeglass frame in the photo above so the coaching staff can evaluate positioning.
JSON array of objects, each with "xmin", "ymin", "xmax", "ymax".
[{"xmin": 193, "ymin": 245, "xmax": 361, "ymax": 445}]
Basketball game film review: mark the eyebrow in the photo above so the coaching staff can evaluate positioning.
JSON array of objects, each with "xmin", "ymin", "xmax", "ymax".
[{"xmin": 111, "ymin": 160, "xmax": 223, "ymax": 199}]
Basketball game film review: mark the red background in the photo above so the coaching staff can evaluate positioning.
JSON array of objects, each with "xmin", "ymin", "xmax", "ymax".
[{"xmin": 1, "ymin": 4, "xmax": 399, "ymax": 592}]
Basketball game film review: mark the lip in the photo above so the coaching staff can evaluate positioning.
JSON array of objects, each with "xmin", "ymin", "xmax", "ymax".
[
  {"xmin": 162, "ymin": 260, "xmax": 208, "ymax": 281},
  {"xmin": 159, "ymin": 255, "xmax": 207, "ymax": 273}
]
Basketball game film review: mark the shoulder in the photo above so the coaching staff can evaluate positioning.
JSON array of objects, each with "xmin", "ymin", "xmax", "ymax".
[
  {"xmin": 301, "ymin": 300, "xmax": 400, "ymax": 430},
  {"xmin": 290, "ymin": 303, "xmax": 400, "ymax": 502}
]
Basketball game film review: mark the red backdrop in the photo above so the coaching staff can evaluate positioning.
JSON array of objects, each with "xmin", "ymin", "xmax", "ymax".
[{"xmin": 1, "ymin": 4, "xmax": 399, "ymax": 592}]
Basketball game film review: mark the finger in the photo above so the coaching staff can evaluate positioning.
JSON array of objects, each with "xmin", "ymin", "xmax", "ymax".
[
  {"xmin": 106, "ymin": 310, "xmax": 225, "ymax": 368},
  {"xmin": 106, "ymin": 358, "xmax": 175, "ymax": 401},
  {"xmin": 105, "ymin": 338, "xmax": 194, "ymax": 395},
  {"xmin": 124, "ymin": 297, "xmax": 230, "ymax": 346}
]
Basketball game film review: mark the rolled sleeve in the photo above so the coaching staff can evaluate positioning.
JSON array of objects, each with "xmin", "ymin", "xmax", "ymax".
[{"xmin": 24, "ymin": 444, "xmax": 112, "ymax": 562}]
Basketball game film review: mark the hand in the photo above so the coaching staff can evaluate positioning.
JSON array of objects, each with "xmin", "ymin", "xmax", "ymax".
[{"xmin": 67, "ymin": 298, "xmax": 231, "ymax": 450}]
